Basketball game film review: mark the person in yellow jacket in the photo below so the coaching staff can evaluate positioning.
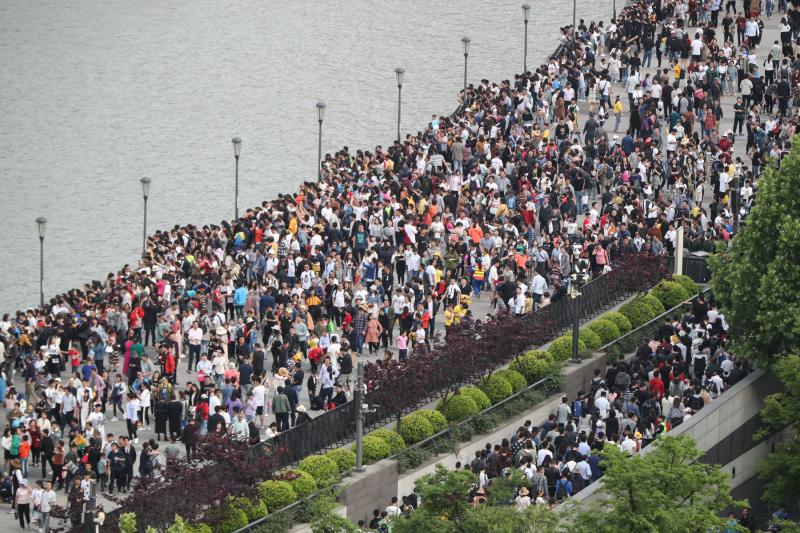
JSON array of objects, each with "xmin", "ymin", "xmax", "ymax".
[
  {"xmin": 613, "ymin": 96, "xmax": 624, "ymax": 132},
  {"xmin": 471, "ymin": 265, "xmax": 485, "ymax": 298}
]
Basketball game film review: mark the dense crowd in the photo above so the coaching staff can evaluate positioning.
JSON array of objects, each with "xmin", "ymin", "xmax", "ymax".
[{"xmin": 0, "ymin": 0, "xmax": 798, "ymax": 529}]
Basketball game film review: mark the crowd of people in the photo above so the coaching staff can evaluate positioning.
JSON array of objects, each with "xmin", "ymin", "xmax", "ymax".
[{"xmin": 0, "ymin": 0, "xmax": 797, "ymax": 529}]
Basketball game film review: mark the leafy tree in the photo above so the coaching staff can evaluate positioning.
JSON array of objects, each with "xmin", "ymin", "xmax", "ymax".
[
  {"xmin": 709, "ymin": 141, "xmax": 800, "ymax": 366},
  {"xmin": 567, "ymin": 435, "xmax": 745, "ymax": 533},
  {"xmin": 756, "ymin": 354, "xmax": 800, "ymax": 506},
  {"xmin": 459, "ymin": 504, "xmax": 558, "ymax": 533},
  {"xmin": 407, "ymin": 464, "xmax": 476, "ymax": 524}
]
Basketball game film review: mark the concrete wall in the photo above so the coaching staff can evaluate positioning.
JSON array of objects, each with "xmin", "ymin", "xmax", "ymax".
[
  {"xmin": 563, "ymin": 351, "xmax": 607, "ymax": 400},
  {"xmin": 339, "ymin": 458, "xmax": 399, "ymax": 527}
]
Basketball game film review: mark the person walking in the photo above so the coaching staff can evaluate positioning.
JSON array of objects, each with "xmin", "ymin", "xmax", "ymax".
[
  {"xmin": 272, "ymin": 387, "xmax": 290, "ymax": 432},
  {"xmin": 15, "ymin": 478, "xmax": 32, "ymax": 529}
]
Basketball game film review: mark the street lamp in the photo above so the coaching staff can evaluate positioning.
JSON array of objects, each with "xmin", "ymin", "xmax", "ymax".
[
  {"xmin": 139, "ymin": 177, "xmax": 151, "ymax": 258},
  {"xmin": 36, "ymin": 216, "xmax": 47, "ymax": 307},
  {"xmin": 231, "ymin": 136, "xmax": 242, "ymax": 220},
  {"xmin": 316, "ymin": 101, "xmax": 326, "ymax": 180},
  {"xmin": 569, "ymin": 248, "xmax": 591, "ymax": 363},
  {"xmin": 522, "ymin": 4, "xmax": 531, "ymax": 73},
  {"xmin": 395, "ymin": 67, "xmax": 405, "ymax": 143},
  {"xmin": 461, "ymin": 36, "xmax": 471, "ymax": 100},
  {"xmin": 572, "ymin": 0, "xmax": 577, "ymax": 40}
]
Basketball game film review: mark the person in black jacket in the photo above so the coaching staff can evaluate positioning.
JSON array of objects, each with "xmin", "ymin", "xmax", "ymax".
[
  {"xmin": 40, "ymin": 429, "xmax": 55, "ymax": 480},
  {"xmin": 106, "ymin": 443, "xmax": 127, "ymax": 494}
]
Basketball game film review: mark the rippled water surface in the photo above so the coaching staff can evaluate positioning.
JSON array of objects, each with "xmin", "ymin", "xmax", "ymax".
[{"xmin": 0, "ymin": 0, "xmax": 611, "ymax": 312}]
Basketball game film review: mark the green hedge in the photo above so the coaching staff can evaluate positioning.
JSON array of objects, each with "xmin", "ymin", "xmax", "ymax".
[
  {"xmin": 620, "ymin": 297, "xmax": 658, "ymax": 328},
  {"xmin": 437, "ymin": 393, "xmax": 479, "ymax": 423},
  {"xmin": 641, "ymin": 293, "xmax": 665, "ymax": 315},
  {"xmin": 258, "ymin": 480, "xmax": 296, "ymax": 512},
  {"xmin": 602, "ymin": 312, "xmax": 632, "ymax": 333},
  {"xmin": 549, "ymin": 335, "xmax": 587, "ymax": 361},
  {"xmin": 478, "ymin": 374, "xmax": 514, "ymax": 404},
  {"xmin": 399, "ymin": 412, "xmax": 436, "ymax": 444},
  {"xmin": 651, "ymin": 280, "xmax": 691, "ymax": 309},
  {"xmin": 228, "ymin": 496, "xmax": 268, "ymax": 523},
  {"xmin": 493, "ymin": 369, "xmax": 527, "ymax": 393},
  {"xmin": 417, "ymin": 409, "xmax": 448, "ymax": 433},
  {"xmin": 215, "ymin": 505, "xmax": 249, "ymax": 533},
  {"xmin": 510, "ymin": 351, "xmax": 557, "ymax": 383},
  {"xmin": 324, "ymin": 448, "xmax": 356, "ymax": 474},
  {"xmin": 459, "ymin": 386, "xmax": 491, "ymax": 410},
  {"xmin": 354, "ymin": 435, "xmax": 391, "ymax": 464},
  {"xmin": 299, "ymin": 455, "xmax": 340, "ymax": 488},
  {"xmin": 370, "ymin": 428, "xmax": 406, "ymax": 455},
  {"xmin": 285, "ymin": 469, "xmax": 317, "ymax": 497},
  {"xmin": 586, "ymin": 319, "xmax": 621, "ymax": 345},
  {"xmin": 672, "ymin": 274, "xmax": 699, "ymax": 295},
  {"xmin": 578, "ymin": 328, "xmax": 603, "ymax": 351}
]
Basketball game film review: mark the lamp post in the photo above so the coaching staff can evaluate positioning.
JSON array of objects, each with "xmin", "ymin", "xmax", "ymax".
[
  {"xmin": 572, "ymin": 0, "xmax": 577, "ymax": 40},
  {"xmin": 569, "ymin": 248, "xmax": 590, "ymax": 363},
  {"xmin": 613, "ymin": 0, "xmax": 617, "ymax": 18},
  {"xmin": 316, "ymin": 101, "xmax": 326, "ymax": 180},
  {"xmin": 461, "ymin": 37, "xmax": 471, "ymax": 99},
  {"xmin": 139, "ymin": 177, "xmax": 151, "ymax": 258},
  {"xmin": 522, "ymin": 4, "xmax": 531, "ymax": 73},
  {"xmin": 395, "ymin": 67, "xmax": 405, "ymax": 143},
  {"xmin": 36, "ymin": 217, "xmax": 47, "ymax": 308},
  {"xmin": 231, "ymin": 137, "xmax": 242, "ymax": 220}
]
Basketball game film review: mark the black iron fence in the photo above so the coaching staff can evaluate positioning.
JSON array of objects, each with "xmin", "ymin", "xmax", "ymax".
[{"xmin": 667, "ymin": 254, "xmax": 712, "ymax": 283}]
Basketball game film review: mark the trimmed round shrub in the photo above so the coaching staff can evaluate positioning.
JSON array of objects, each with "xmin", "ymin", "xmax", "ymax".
[
  {"xmin": 417, "ymin": 409, "xmax": 448, "ymax": 433},
  {"xmin": 549, "ymin": 335, "xmax": 587, "ymax": 361},
  {"xmin": 586, "ymin": 319, "xmax": 621, "ymax": 345},
  {"xmin": 460, "ymin": 386, "xmax": 491, "ymax": 410},
  {"xmin": 620, "ymin": 298, "xmax": 658, "ymax": 328},
  {"xmin": 672, "ymin": 274, "xmax": 699, "ymax": 296},
  {"xmin": 494, "ymin": 369, "xmax": 527, "ymax": 393},
  {"xmin": 228, "ymin": 496, "xmax": 268, "ymax": 523},
  {"xmin": 510, "ymin": 351, "xmax": 557, "ymax": 383},
  {"xmin": 641, "ymin": 293, "xmax": 665, "ymax": 315},
  {"xmin": 370, "ymin": 428, "xmax": 406, "ymax": 455},
  {"xmin": 325, "ymin": 448, "xmax": 356, "ymax": 474},
  {"xmin": 215, "ymin": 505, "xmax": 249, "ymax": 533},
  {"xmin": 651, "ymin": 281, "xmax": 691, "ymax": 309},
  {"xmin": 299, "ymin": 454, "xmax": 340, "ymax": 488},
  {"xmin": 437, "ymin": 394, "xmax": 479, "ymax": 423},
  {"xmin": 258, "ymin": 480, "xmax": 296, "ymax": 512},
  {"xmin": 399, "ymin": 413, "xmax": 435, "ymax": 444},
  {"xmin": 578, "ymin": 328, "xmax": 603, "ymax": 351},
  {"xmin": 478, "ymin": 374, "xmax": 513, "ymax": 404},
  {"xmin": 602, "ymin": 312, "xmax": 632, "ymax": 333},
  {"xmin": 285, "ymin": 469, "xmax": 318, "ymax": 497},
  {"xmin": 359, "ymin": 435, "xmax": 392, "ymax": 464},
  {"xmin": 184, "ymin": 522, "xmax": 212, "ymax": 533}
]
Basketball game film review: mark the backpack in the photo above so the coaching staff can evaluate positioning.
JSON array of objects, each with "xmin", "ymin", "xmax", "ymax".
[
  {"xmin": 555, "ymin": 479, "xmax": 569, "ymax": 500},
  {"xmin": 589, "ymin": 377, "xmax": 606, "ymax": 398},
  {"xmin": 571, "ymin": 399, "xmax": 584, "ymax": 418}
]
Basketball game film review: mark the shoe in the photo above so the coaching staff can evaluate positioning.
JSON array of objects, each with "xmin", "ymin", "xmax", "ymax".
[
  {"xmin": 134, "ymin": 438, "xmax": 139, "ymax": 444},
  {"xmin": 111, "ymin": 417, "xmax": 118, "ymax": 422}
]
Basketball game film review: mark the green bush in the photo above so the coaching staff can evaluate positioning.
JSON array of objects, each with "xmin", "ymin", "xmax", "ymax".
[
  {"xmin": 258, "ymin": 480, "xmax": 297, "ymax": 513},
  {"xmin": 460, "ymin": 386, "xmax": 491, "ymax": 410},
  {"xmin": 299, "ymin": 455, "xmax": 340, "ymax": 488},
  {"xmin": 229, "ymin": 496, "xmax": 268, "ymax": 523},
  {"xmin": 184, "ymin": 522, "xmax": 212, "ymax": 533},
  {"xmin": 370, "ymin": 428, "xmax": 406, "ymax": 455},
  {"xmin": 651, "ymin": 280, "xmax": 691, "ymax": 309},
  {"xmin": 215, "ymin": 505, "xmax": 249, "ymax": 533},
  {"xmin": 418, "ymin": 409, "xmax": 448, "ymax": 433},
  {"xmin": 437, "ymin": 393, "xmax": 479, "ymax": 422},
  {"xmin": 399, "ymin": 413, "xmax": 436, "ymax": 444},
  {"xmin": 324, "ymin": 449, "xmax": 356, "ymax": 474},
  {"xmin": 586, "ymin": 319, "xmax": 621, "ymax": 345},
  {"xmin": 285, "ymin": 469, "xmax": 318, "ymax": 497},
  {"xmin": 620, "ymin": 297, "xmax": 658, "ymax": 328},
  {"xmin": 578, "ymin": 328, "xmax": 603, "ymax": 351},
  {"xmin": 641, "ymin": 293, "xmax": 665, "ymax": 315},
  {"xmin": 478, "ymin": 374, "xmax": 514, "ymax": 404},
  {"xmin": 672, "ymin": 274, "xmax": 699, "ymax": 296},
  {"xmin": 494, "ymin": 369, "xmax": 527, "ymax": 393},
  {"xmin": 548, "ymin": 335, "xmax": 587, "ymax": 361},
  {"xmin": 353, "ymin": 435, "xmax": 391, "ymax": 464},
  {"xmin": 510, "ymin": 351, "xmax": 557, "ymax": 383},
  {"xmin": 602, "ymin": 311, "xmax": 632, "ymax": 333}
]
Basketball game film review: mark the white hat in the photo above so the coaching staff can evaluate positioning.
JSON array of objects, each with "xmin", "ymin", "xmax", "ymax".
[
  {"xmin": 215, "ymin": 326, "xmax": 227, "ymax": 336},
  {"xmin": 296, "ymin": 405, "xmax": 306, "ymax": 413}
]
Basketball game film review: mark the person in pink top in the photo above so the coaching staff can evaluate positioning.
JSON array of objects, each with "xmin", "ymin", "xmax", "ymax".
[{"xmin": 396, "ymin": 331, "xmax": 408, "ymax": 362}]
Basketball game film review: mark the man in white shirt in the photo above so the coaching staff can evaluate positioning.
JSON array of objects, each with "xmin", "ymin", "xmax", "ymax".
[
  {"xmin": 594, "ymin": 391, "xmax": 610, "ymax": 419},
  {"xmin": 530, "ymin": 272, "xmax": 548, "ymax": 307},
  {"xmin": 509, "ymin": 288, "xmax": 526, "ymax": 316}
]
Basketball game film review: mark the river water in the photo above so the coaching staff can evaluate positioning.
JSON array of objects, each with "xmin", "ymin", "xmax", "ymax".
[{"xmin": 0, "ymin": 0, "xmax": 611, "ymax": 313}]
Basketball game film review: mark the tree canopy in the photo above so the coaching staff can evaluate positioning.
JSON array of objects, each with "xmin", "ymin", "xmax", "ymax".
[
  {"xmin": 564, "ymin": 435, "xmax": 744, "ymax": 533},
  {"xmin": 709, "ymin": 138, "xmax": 800, "ymax": 366}
]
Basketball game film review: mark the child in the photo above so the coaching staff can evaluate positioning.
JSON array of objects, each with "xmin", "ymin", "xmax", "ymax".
[{"xmin": 396, "ymin": 331, "xmax": 408, "ymax": 362}]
